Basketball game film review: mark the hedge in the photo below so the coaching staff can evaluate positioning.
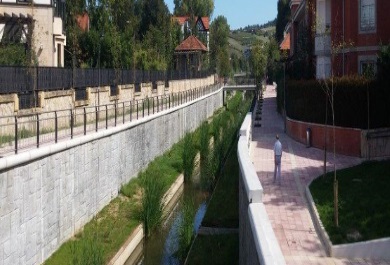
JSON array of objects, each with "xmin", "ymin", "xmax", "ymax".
[{"xmin": 286, "ymin": 76, "xmax": 390, "ymax": 129}]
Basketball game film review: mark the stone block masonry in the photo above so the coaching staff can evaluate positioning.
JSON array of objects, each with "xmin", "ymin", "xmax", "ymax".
[{"xmin": 0, "ymin": 88, "xmax": 223, "ymax": 265}]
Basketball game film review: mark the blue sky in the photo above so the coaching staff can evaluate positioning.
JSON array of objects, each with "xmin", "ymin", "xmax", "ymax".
[{"xmin": 165, "ymin": 0, "xmax": 278, "ymax": 30}]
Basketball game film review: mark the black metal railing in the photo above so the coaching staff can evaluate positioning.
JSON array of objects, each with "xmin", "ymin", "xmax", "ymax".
[
  {"xmin": 0, "ymin": 84, "xmax": 221, "ymax": 157},
  {"xmin": 0, "ymin": 66, "xmax": 212, "ymax": 94}
]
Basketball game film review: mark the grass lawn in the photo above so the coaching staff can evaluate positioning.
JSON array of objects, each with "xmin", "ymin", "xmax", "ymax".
[
  {"xmin": 201, "ymin": 142, "xmax": 239, "ymax": 228},
  {"xmin": 186, "ymin": 234, "xmax": 238, "ymax": 265},
  {"xmin": 310, "ymin": 160, "xmax": 390, "ymax": 244}
]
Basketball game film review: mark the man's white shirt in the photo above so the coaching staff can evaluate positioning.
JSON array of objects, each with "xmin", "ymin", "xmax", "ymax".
[{"xmin": 274, "ymin": 140, "xmax": 282, "ymax": 156}]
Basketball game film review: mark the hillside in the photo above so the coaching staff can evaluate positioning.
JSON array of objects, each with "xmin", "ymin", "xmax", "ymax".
[{"xmin": 228, "ymin": 20, "xmax": 276, "ymax": 59}]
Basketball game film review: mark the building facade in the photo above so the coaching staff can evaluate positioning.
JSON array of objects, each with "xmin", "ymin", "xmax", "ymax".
[
  {"xmin": 172, "ymin": 16, "xmax": 210, "ymax": 51},
  {"xmin": 330, "ymin": 0, "xmax": 390, "ymax": 77},
  {"xmin": 0, "ymin": 0, "xmax": 66, "ymax": 67},
  {"xmin": 286, "ymin": 0, "xmax": 390, "ymax": 79}
]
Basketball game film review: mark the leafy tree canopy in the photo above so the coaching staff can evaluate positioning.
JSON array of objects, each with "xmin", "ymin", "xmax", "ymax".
[
  {"xmin": 209, "ymin": 16, "xmax": 230, "ymax": 76},
  {"xmin": 275, "ymin": 0, "xmax": 290, "ymax": 44},
  {"xmin": 173, "ymin": 0, "xmax": 214, "ymax": 17}
]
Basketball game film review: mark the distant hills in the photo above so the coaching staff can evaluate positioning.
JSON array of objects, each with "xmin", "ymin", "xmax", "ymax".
[{"xmin": 228, "ymin": 19, "xmax": 276, "ymax": 58}]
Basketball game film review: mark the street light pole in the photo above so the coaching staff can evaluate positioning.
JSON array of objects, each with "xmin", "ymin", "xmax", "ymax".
[
  {"xmin": 284, "ymin": 62, "xmax": 286, "ymax": 132},
  {"xmin": 98, "ymin": 41, "xmax": 101, "ymax": 108}
]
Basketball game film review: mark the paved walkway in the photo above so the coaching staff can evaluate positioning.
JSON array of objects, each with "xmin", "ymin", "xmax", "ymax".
[{"xmin": 250, "ymin": 85, "xmax": 389, "ymax": 265}]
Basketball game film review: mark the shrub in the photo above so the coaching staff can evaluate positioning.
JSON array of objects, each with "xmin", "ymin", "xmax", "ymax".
[
  {"xmin": 138, "ymin": 169, "xmax": 165, "ymax": 237},
  {"xmin": 176, "ymin": 198, "xmax": 196, "ymax": 261},
  {"xmin": 286, "ymin": 77, "xmax": 390, "ymax": 129},
  {"xmin": 183, "ymin": 133, "xmax": 197, "ymax": 182}
]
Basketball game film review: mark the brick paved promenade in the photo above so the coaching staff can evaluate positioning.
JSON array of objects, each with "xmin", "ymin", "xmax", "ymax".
[{"xmin": 250, "ymin": 85, "xmax": 389, "ymax": 265}]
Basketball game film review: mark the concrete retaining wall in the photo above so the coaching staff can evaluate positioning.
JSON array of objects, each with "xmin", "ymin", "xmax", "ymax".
[
  {"xmin": 238, "ymin": 113, "xmax": 285, "ymax": 265},
  {"xmin": 0, "ymin": 88, "xmax": 223, "ymax": 265}
]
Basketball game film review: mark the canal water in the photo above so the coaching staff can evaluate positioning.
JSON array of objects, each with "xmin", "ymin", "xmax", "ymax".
[{"xmin": 125, "ymin": 181, "xmax": 210, "ymax": 265}]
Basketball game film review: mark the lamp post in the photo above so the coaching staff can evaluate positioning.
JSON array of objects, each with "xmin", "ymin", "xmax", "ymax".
[
  {"xmin": 98, "ymin": 33, "xmax": 104, "ymax": 108},
  {"xmin": 283, "ymin": 61, "xmax": 286, "ymax": 132},
  {"xmin": 98, "ymin": 38, "xmax": 101, "ymax": 108}
]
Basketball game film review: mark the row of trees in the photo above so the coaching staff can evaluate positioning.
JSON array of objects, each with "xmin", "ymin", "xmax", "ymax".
[
  {"xmin": 66, "ymin": 0, "xmax": 181, "ymax": 70},
  {"xmin": 0, "ymin": 0, "xmax": 248, "ymax": 79},
  {"xmin": 66, "ymin": 0, "xmax": 234, "ymax": 78}
]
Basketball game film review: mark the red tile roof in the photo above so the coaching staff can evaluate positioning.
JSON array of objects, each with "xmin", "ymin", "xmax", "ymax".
[
  {"xmin": 280, "ymin": 32, "xmax": 290, "ymax": 50},
  {"xmin": 76, "ymin": 11, "xmax": 90, "ymax": 32},
  {"xmin": 175, "ymin": 35, "xmax": 208, "ymax": 52},
  {"xmin": 172, "ymin": 16, "xmax": 190, "ymax": 25},
  {"xmin": 198, "ymin": 17, "xmax": 210, "ymax": 30},
  {"xmin": 173, "ymin": 16, "xmax": 209, "ymax": 30}
]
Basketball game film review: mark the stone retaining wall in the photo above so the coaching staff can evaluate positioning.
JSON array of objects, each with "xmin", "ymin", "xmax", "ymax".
[{"xmin": 0, "ymin": 87, "xmax": 223, "ymax": 265}]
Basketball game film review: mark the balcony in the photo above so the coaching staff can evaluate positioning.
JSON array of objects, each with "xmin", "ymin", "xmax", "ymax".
[{"xmin": 315, "ymin": 33, "xmax": 331, "ymax": 56}]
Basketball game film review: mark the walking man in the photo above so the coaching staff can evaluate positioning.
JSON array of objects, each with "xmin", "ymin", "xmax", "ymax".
[{"xmin": 273, "ymin": 134, "xmax": 282, "ymax": 185}]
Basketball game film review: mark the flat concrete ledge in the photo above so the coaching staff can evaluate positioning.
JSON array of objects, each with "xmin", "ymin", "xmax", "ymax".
[
  {"xmin": 239, "ymin": 114, "xmax": 252, "ymax": 137},
  {"xmin": 249, "ymin": 203, "xmax": 286, "ymax": 265},
  {"xmin": 238, "ymin": 114, "xmax": 263, "ymax": 204},
  {"xmin": 306, "ymin": 183, "xmax": 390, "ymax": 260},
  {"xmin": 107, "ymin": 225, "xmax": 144, "ymax": 265},
  {"xmin": 162, "ymin": 174, "xmax": 184, "ymax": 209},
  {"xmin": 238, "ymin": 137, "xmax": 263, "ymax": 204}
]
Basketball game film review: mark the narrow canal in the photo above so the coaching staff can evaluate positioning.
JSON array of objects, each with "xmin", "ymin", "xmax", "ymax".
[
  {"xmin": 126, "ymin": 181, "xmax": 210, "ymax": 265},
  {"xmin": 124, "ymin": 91, "xmax": 255, "ymax": 264}
]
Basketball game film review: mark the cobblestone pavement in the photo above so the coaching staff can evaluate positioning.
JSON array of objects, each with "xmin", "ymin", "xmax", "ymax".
[{"xmin": 250, "ymin": 85, "xmax": 390, "ymax": 265}]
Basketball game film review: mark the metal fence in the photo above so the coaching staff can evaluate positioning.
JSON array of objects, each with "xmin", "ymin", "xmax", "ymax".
[
  {"xmin": 0, "ymin": 66, "xmax": 212, "ymax": 94},
  {"xmin": 0, "ymin": 84, "xmax": 221, "ymax": 157}
]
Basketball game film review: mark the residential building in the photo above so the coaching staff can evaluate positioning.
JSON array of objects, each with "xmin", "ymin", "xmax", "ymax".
[
  {"xmin": 329, "ymin": 0, "xmax": 390, "ymax": 77},
  {"xmin": 286, "ymin": 0, "xmax": 390, "ymax": 79},
  {"xmin": 172, "ymin": 16, "xmax": 210, "ymax": 51},
  {"xmin": 0, "ymin": 0, "xmax": 66, "ymax": 67}
]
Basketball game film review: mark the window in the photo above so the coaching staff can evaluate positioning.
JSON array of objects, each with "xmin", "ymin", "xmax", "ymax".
[
  {"xmin": 110, "ymin": 84, "xmax": 118, "ymax": 96},
  {"xmin": 359, "ymin": 56, "xmax": 377, "ymax": 77},
  {"xmin": 57, "ymin": 43, "xmax": 62, "ymax": 67},
  {"xmin": 360, "ymin": 0, "xmax": 376, "ymax": 32},
  {"xmin": 75, "ymin": 88, "xmax": 87, "ymax": 101}
]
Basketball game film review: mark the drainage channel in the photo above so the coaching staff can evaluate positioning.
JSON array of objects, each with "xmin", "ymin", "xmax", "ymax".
[{"xmin": 125, "ymin": 182, "xmax": 209, "ymax": 265}]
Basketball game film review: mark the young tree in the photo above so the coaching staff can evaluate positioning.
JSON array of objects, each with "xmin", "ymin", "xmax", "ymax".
[
  {"xmin": 209, "ymin": 15, "xmax": 230, "ymax": 75},
  {"xmin": 250, "ymin": 39, "xmax": 268, "ymax": 86},
  {"xmin": 312, "ymin": 6, "xmax": 354, "ymax": 227},
  {"xmin": 266, "ymin": 37, "xmax": 281, "ymax": 83}
]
